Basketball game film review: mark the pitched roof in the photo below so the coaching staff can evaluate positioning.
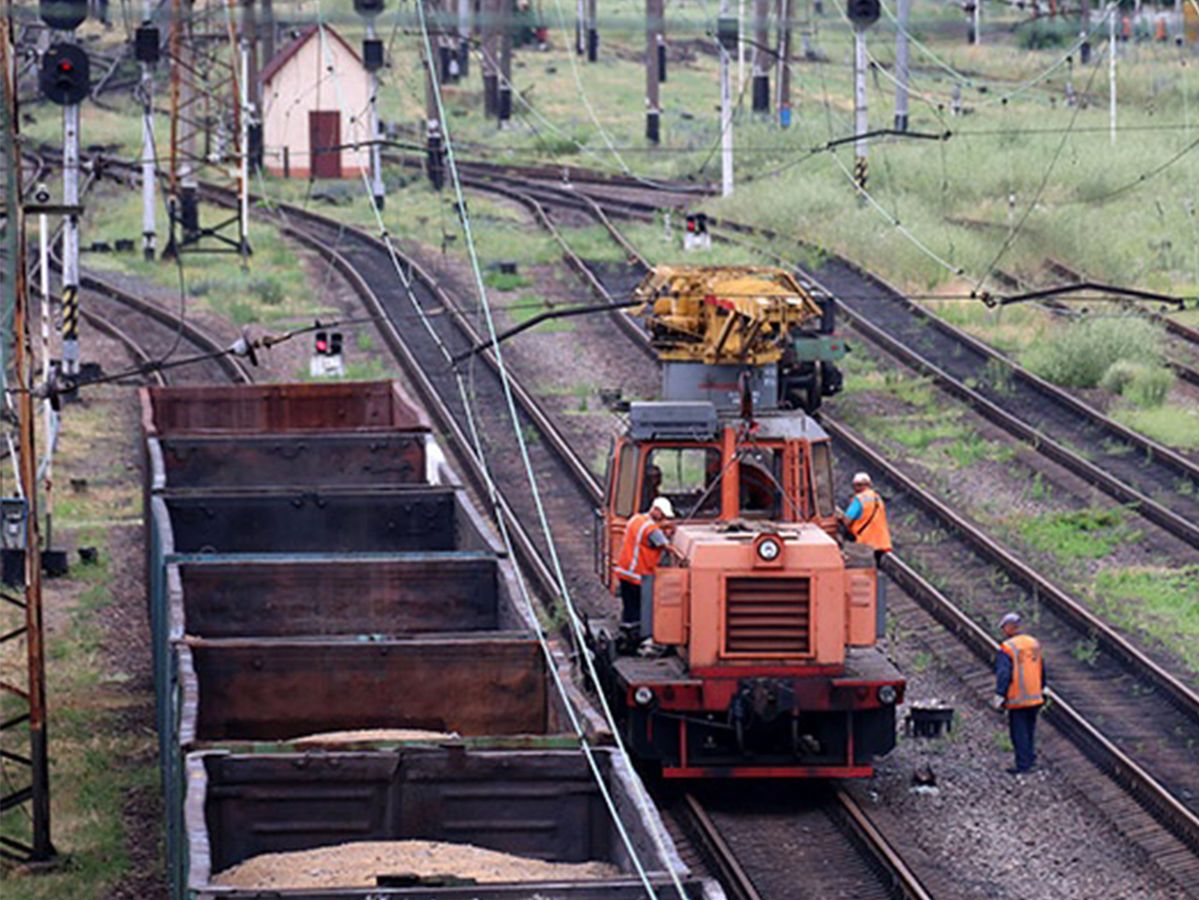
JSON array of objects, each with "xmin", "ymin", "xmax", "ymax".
[{"xmin": 259, "ymin": 24, "xmax": 365, "ymax": 86}]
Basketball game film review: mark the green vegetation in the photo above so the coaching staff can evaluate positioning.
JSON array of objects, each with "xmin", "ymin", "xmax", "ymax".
[
  {"xmin": 1017, "ymin": 506, "xmax": 1142, "ymax": 561},
  {"xmin": 1110, "ymin": 403, "xmax": 1199, "ymax": 450},
  {"xmin": 1094, "ymin": 566, "xmax": 1199, "ymax": 672},
  {"xmin": 1020, "ymin": 316, "xmax": 1162, "ymax": 389}
]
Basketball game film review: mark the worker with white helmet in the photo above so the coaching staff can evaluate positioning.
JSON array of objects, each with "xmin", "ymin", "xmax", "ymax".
[
  {"xmin": 838, "ymin": 472, "xmax": 893, "ymax": 560},
  {"xmin": 614, "ymin": 497, "xmax": 678, "ymax": 648}
]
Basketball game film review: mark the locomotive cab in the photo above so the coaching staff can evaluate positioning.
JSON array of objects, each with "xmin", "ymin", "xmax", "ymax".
[{"xmin": 592, "ymin": 401, "xmax": 905, "ymax": 778}]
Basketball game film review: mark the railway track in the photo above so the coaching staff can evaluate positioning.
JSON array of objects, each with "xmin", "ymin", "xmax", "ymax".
[
  {"xmin": 1042, "ymin": 258, "xmax": 1199, "ymax": 388},
  {"xmin": 158, "ymin": 175, "xmax": 928, "ymax": 900},
  {"xmin": 452, "ymin": 170, "xmax": 1199, "ymax": 889},
  {"xmin": 28, "ymin": 151, "xmax": 252, "ymax": 387},
  {"xmin": 447, "ymin": 161, "xmax": 1199, "ymax": 551}
]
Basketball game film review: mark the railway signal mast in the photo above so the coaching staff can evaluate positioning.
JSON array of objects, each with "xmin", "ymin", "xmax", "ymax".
[
  {"xmin": 847, "ymin": 0, "xmax": 879, "ymax": 192},
  {"xmin": 39, "ymin": 2, "xmax": 89, "ymax": 379},
  {"xmin": 136, "ymin": 4, "xmax": 161, "ymax": 260},
  {"xmin": 357, "ymin": 0, "xmax": 387, "ymax": 210}
]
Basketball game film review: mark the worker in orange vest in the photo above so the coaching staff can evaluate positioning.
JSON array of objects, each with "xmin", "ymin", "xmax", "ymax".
[
  {"xmin": 838, "ymin": 472, "xmax": 893, "ymax": 560},
  {"xmin": 991, "ymin": 612, "xmax": 1046, "ymax": 774},
  {"xmin": 614, "ymin": 497, "xmax": 677, "ymax": 645}
]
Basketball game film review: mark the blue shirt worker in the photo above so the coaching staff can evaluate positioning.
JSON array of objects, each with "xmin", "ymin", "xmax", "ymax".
[
  {"xmin": 614, "ymin": 497, "xmax": 676, "ymax": 644},
  {"xmin": 838, "ymin": 472, "xmax": 893, "ymax": 561},
  {"xmin": 991, "ymin": 612, "xmax": 1046, "ymax": 774}
]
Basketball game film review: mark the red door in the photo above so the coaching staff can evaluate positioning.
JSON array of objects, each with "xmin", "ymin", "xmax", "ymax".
[{"xmin": 309, "ymin": 111, "xmax": 342, "ymax": 178}]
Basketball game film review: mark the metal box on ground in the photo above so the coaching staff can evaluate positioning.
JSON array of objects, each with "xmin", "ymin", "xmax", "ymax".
[{"xmin": 184, "ymin": 747, "xmax": 706, "ymax": 899}]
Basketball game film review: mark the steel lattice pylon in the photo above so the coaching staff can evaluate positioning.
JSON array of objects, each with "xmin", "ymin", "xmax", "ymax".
[{"xmin": 165, "ymin": 0, "xmax": 250, "ymax": 257}]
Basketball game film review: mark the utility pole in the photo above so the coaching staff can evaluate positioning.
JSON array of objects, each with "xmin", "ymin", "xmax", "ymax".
[
  {"xmin": 853, "ymin": 24, "xmax": 867, "ymax": 190},
  {"xmin": 139, "ymin": 1, "xmax": 158, "ymax": 260},
  {"xmin": 586, "ymin": 0, "xmax": 598, "ymax": 60},
  {"xmin": 776, "ymin": 0, "xmax": 792, "ymax": 126},
  {"xmin": 738, "ymin": 0, "xmax": 746, "ymax": 94},
  {"xmin": 261, "ymin": 0, "xmax": 275, "ymax": 63},
  {"xmin": 1080, "ymin": 0, "xmax": 1091, "ymax": 64},
  {"xmin": 1108, "ymin": 8, "xmax": 1117, "ymax": 145},
  {"xmin": 366, "ymin": 20, "xmax": 386, "ymax": 208},
  {"xmin": 1, "ymin": 19, "xmax": 54, "ymax": 866},
  {"xmin": 752, "ymin": 0, "xmax": 770, "ymax": 112},
  {"xmin": 498, "ymin": 0, "xmax": 513, "ymax": 123},
  {"xmin": 425, "ymin": 28, "xmax": 445, "ymax": 189},
  {"xmin": 481, "ymin": 0, "xmax": 499, "ymax": 117},
  {"xmin": 459, "ymin": 0, "xmax": 471, "ymax": 74},
  {"xmin": 237, "ymin": 34, "xmax": 251, "ymax": 254},
  {"xmin": 718, "ymin": 5, "xmax": 736, "ymax": 196},
  {"xmin": 646, "ymin": 0, "xmax": 661, "ymax": 143},
  {"xmin": 894, "ymin": 0, "xmax": 910, "ymax": 130},
  {"xmin": 970, "ymin": 0, "xmax": 981, "ymax": 45},
  {"xmin": 576, "ymin": 0, "xmax": 585, "ymax": 53}
]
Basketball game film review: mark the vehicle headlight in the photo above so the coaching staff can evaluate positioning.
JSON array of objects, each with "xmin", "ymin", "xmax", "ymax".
[
  {"xmin": 757, "ymin": 537, "xmax": 782, "ymax": 561},
  {"xmin": 634, "ymin": 686, "xmax": 654, "ymax": 706},
  {"xmin": 877, "ymin": 684, "xmax": 897, "ymax": 705}
]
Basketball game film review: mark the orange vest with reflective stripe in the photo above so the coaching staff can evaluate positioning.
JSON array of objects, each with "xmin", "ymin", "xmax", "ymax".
[
  {"xmin": 849, "ymin": 489, "xmax": 892, "ymax": 552},
  {"xmin": 1001, "ymin": 634, "xmax": 1044, "ymax": 709},
  {"xmin": 615, "ymin": 513, "xmax": 664, "ymax": 585}
]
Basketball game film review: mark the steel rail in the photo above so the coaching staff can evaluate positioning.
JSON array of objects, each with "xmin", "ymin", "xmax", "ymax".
[
  {"xmin": 451, "ymin": 161, "xmax": 1199, "ymax": 548},
  {"xmin": 33, "ymin": 151, "xmax": 253, "ymax": 385},
  {"xmin": 479, "ymin": 177, "xmax": 939, "ymax": 900},
  {"xmin": 472, "ymin": 170, "xmax": 1199, "ymax": 864},
  {"xmin": 676, "ymin": 794, "xmax": 763, "ymax": 900}
]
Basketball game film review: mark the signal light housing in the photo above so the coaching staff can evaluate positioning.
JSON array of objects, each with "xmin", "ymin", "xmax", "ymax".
[
  {"xmin": 40, "ymin": 43, "xmax": 90, "ymax": 106},
  {"xmin": 315, "ymin": 331, "xmax": 329, "ymax": 354},
  {"xmin": 847, "ymin": 0, "xmax": 880, "ymax": 26},
  {"xmin": 40, "ymin": 0, "xmax": 87, "ymax": 31},
  {"xmin": 135, "ymin": 23, "xmax": 161, "ymax": 64}
]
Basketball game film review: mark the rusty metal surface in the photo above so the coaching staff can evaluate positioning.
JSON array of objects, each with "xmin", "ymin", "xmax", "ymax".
[
  {"xmin": 159, "ymin": 487, "xmax": 459, "ymax": 554},
  {"xmin": 151, "ymin": 434, "xmax": 427, "ymax": 489},
  {"xmin": 141, "ymin": 381, "xmax": 429, "ymax": 435},
  {"xmin": 186, "ymin": 748, "xmax": 704, "ymax": 898},
  {"xmin": 180, "ymin": 637, "xmax": 549, "ymax": 741},
  {"xmin": 175, "ymin": 554, "xmax": 502, "ymax": 638}
]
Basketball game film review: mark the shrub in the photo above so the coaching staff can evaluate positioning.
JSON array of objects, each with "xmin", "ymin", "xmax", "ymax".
[
  {"xmin": 1124, "ymin": 365, "xmax": 1173, "ymax": 408},
  {"xmin": 1099, "ymin": 359, "xmax": 1141, "ymax": 395},
  {"xmin": 1022, "ymin": 316, "xmax": 1162, "ymax": 388},
  {"xmin": 248, "ymin": 276, "xmax": 285, "ymax": 305}
]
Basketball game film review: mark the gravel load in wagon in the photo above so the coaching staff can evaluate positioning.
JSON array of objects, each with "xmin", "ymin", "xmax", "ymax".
[
  {"xmin": 184, "ymin": 748, "xmax": 704, "ymax": 899},
  {"xmin": 211, "ymin": 840, "xmax": 621, "ymax": 888},
  {"xmin": 141, "ymin": 381, "xmax": 433, "ymax": 489}
]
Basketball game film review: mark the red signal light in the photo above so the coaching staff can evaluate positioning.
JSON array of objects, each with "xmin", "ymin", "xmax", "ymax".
[{"xmin": 59, "ymin": 61, "xmax": 74, "ymax": 72}]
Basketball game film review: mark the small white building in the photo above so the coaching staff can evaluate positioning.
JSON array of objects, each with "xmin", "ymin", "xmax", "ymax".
[{"xmin": 260, "ymin": 25, "xmax": 371, "ymax": 179}]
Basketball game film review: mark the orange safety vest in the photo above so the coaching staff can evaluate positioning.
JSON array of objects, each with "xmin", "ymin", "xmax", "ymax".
[
  {"xmin": 849, "ymin": 489, "xmax": 892, "ymax": 553},
  {"xmin": 1001, "ymin": 634, "xmax": 1044, "ymax": 709},
  {"xmin": 615, "ymin": 513, "xmax": 664, "ymax": 585}
]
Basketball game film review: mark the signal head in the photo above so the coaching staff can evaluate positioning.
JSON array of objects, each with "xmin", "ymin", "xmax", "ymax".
[{"xmin": 40, "ymin": 43, "xmax": 90, "ymax": 106}]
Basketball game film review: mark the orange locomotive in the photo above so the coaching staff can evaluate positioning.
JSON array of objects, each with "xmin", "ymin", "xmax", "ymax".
[{"xmin": 587, "ymin": 267, "xmax": 904, "ymax": 778}]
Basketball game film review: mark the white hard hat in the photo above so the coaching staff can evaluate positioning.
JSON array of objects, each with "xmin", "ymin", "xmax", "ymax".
[
  {"xmin": 650, "ymin": 497, "xmax": 676, "ymax": 518},
  {"xmin": 852, "ymin": 472, "xmax": 872, "ymax": 485},
  {"xmin": 998, "ymin": 612, "xmax": 1021, "ymax": 630}
]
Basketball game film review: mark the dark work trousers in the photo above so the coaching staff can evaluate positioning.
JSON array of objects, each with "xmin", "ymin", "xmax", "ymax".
[
  {"xmin": 1008, "ymin": 705, "xmax": 1040, "ymax": 771},
  {"xmin": 619, "ymin": 579, "xmax": 641, "ymax": 630}
]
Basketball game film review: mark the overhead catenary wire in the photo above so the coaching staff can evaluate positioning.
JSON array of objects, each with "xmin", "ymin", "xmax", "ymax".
[{"xmin": 410, "ymin": 4, "xmax": 690, "ymax": 895}]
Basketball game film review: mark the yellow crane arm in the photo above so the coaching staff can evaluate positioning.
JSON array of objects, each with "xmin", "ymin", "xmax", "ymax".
[{"xmin": 632, "ymin": 266, "xmax": 824, "ymax": 365}]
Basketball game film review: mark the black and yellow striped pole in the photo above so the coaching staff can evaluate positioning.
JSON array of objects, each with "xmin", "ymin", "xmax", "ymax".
[
  {"xmin": 854, "ymin": 155, "xmax": 868, "ymax": 192},
  {"xmin": 61, "ymin": 283, "xmax": 79, "ymax": 376}
]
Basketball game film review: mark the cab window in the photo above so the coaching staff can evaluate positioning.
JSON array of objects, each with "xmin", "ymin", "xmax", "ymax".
[
  {"xmin": 810, "ymin": 440, "xmax": 835, "ymax": 517},
  {"xmin": 739, "ymin": 447, "xmax": 782, "ymax": 519},
  {"xmin": 645, "ymin": 447, "xmax": 722, "ymax": 518},
  {"xmin": 613, "ymin": 443, "xmax": 638, "ymax": 517}
]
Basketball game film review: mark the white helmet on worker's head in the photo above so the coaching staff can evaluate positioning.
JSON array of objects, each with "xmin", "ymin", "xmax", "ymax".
[
  {"xmin": 852, "ymin": 472, "xmax": 872, "ymax": 486},
  {"xmin": 650, "ymin": 497, "xmax": 676, "ymax": 519}
]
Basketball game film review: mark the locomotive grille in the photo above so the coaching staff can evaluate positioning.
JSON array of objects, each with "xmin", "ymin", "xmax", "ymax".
[{"xmin": 723, "ymin": 577, "xmax": 811, "ymax": 655}]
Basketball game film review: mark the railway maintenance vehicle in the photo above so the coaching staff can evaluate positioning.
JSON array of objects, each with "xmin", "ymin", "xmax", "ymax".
[{"xmin": 589, "ymin": 265, "xmax": 904, "ymax": 778}]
